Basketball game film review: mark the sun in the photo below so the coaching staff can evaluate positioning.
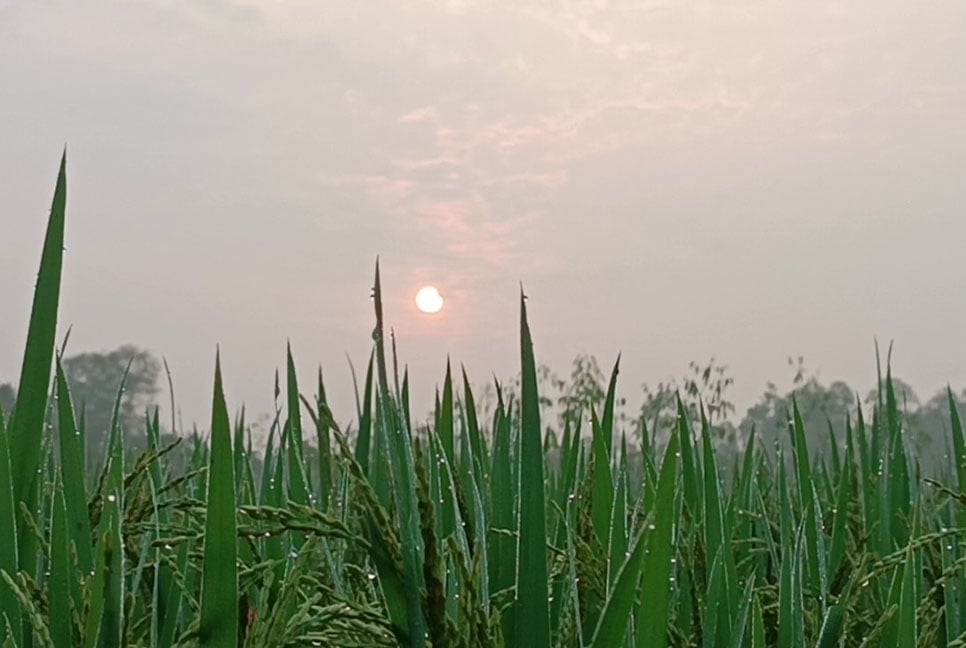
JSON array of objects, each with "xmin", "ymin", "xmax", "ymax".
[{"xmin": 415, "ymin": 285, "xmax": 444, "ymax": 314}]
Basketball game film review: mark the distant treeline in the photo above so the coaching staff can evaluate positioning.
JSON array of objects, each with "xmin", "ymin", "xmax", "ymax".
[{"xmin": 2, "ymin": 347, "xmax": 960, "ymax": 477}]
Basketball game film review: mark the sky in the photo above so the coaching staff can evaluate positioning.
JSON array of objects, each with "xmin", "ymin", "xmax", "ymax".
[{"xmin": 2, "ymin": 0, "xmax": 966, "ymax": 432}]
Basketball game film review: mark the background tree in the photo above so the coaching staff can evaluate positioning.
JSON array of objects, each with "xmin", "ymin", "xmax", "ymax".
[
  {"xmin": 61, "ymin": 344, "xmax": 161, "ymax": 458},
  {"xmin": 862, "ymin": 376, "xmax": 920, "ymax": 413},
  {"xmin": 479, "ymin": 353, "xmax": 626, "ymax": 441},
  {"xmin": 0, "ymin": 382, "xmax": 15, "ymax": 415},
  {"xmin": 739, "ymin": 357, "xmax": 855, "ymax": 458},
  {"xmin": 637, "ymin": 357, "xmax": 736, "ymax": 444},
  {"xmin": 556, "ymin": 353, "xmax": 630, "ymax": 432},
  {"xmin": 897, "ymin": 387, "xmax": 966, "ymax": 475},
  {"xmin": 464, "ymin": 352, "xmax": 961, "ymax": 478}
]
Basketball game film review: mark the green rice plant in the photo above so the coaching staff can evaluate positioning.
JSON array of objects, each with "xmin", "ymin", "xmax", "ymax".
[
  {"xmin": 48, "ymin": 480, "xmax": 72, "ymax": 648},
  {"xmin": 634, "ymin": 430, "xmax": 680, "ymax": 648},
  {"xmin": 198, "ymin": 353, "xmax": 238, "ymax": 646},
  {"xmin": 0, "ymin": 414, "xmax": 22, "ymax": 646},
  {"xmin": 9, "ymin": 153, "xmax": 66, "ymax": 510},
  {"xmin": 513, "ymin": 291, "xmax": 551, "ymax": 648}
]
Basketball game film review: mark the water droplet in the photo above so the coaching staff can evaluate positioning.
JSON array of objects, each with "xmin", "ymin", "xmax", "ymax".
[{"xmin": 107, "ymin": 494, "xmax": 117, "ymax": 503}]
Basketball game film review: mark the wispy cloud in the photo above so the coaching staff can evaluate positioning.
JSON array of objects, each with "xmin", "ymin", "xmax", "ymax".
[{"xmin": 398, "ymin": 105, "xmax": 441, "ymax": 124}]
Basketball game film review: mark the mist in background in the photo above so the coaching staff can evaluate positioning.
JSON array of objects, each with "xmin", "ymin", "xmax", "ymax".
[{"xmin": 2, "ymin": 0, "xmax": 966, "ymax": 433}]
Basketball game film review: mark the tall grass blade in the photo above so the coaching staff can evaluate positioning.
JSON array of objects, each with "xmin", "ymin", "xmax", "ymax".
[
  {"xmin": 790, "ymin": 399, "xmax": 823, "ymax": 600},
  {"xmin": 726, "ymin": 578, "xmax": 756, "ymax": 648},
  {"xmin": 700, "ymin": 408, "xmax": 736, "ymax": 645},
  {"xmin": 750, "ymin": 595, "xmax": 765, "ymax": 648},
  {"xmin": 84, "ymin": 376, "xmax": 126, "ymax": 648},
  {"xmin": 10, "ymin": 152, "xmax": 67, "ymax": 509},
  {"xmin": 48, "ymin": 481, "xmax": 72, "ymax": 648},
  {"xmin": 372, "ymin": 261, "xmax": 427, "ymax": 646},
  {"xmin": 355, "ymin": 351, "xmax": 375, "ymax": 474},
  {"xmin": 285, "ymin": 345, "xmax": 309, "ymax": 507},
  {"xmin": 439, "ymin": 360, "xmax": 455, "ymax": 466},
  {"xmin": 676, "ymin": 399, "xmax": 702, "ymax": 520},
  {"xmin": 461, "ymin": 367, "xmax": 487, "ymax": 484},
  {"xmin": 55, "ymin": 359, "xmax": 93, "ymax": 577},
  {"xmin": 815, "ymin": 603, "xmax": 846, "ymax": 648},
  {"xmin": 589, "ymin": 522, "xmax": 648, "ymax": 647},
  {"xmin": 590, "ymin": 407, "xmax": 615, "ymax": 549},
  {"xmin": 198, "ymin": 352, "xmax": 238, "ymax": 647},
  {"xmin": 84, "ymin": 464, "xmax": 123, "ymax": 648},
  {"xmin": 634, "ymin": 431, "xmax": 680, "ymax": 648},
  {"xmin": 0, "ymin": 419, "xmax": 22, "ymax": 646},
  {"xmin": 884, "ymin": 366, "xmax": 911, "ymax": 550},
  {"xmin": 315, "ymin": 368, "xmax": 332, "ymax": 507},
  {"xmin": 896, "ymin": 542, "xmax": 917, "ymax": 648},
  {"xmin": 488, "ymin": 398, "xmax": 515, "ymax": 598},
  {"xmin": 512, "ymin": 290, "xmax": 550, "ymax": 648}
]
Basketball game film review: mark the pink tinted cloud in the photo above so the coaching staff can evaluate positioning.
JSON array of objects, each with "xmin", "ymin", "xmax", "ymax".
[
  {"xmin": 413, "ymin": 195, "xmax": 533, "ymax": 266},
  {"xmin": 392, "ymin": 156, "xmax": 464, "ymax": 172},
  {"xmin": 324, "ymin": 173, "xmax": 416, "ymax": 203},
  {"xmin": 398, "ymin": 105, "xmax": 441, "ymax": 124},
  {"xmin": 482, "ymin": 171, "xmax": 569, "ymax": 189}
]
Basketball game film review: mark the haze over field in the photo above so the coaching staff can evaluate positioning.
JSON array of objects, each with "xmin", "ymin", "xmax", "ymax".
[{"xmin": 2, "ymin": 0, "xmax": 966, "ymax": 428}]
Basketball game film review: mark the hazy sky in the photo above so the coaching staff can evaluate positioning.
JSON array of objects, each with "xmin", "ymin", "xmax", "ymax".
[{"xmin": 3, "ymin": 0, "xmax": 966, "ymax": 430}]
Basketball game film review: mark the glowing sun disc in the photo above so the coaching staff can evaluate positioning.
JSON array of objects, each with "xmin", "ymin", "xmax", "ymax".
[{"xmin": 415, "ymin": 285, "xmax": 444, "ymax": 313}]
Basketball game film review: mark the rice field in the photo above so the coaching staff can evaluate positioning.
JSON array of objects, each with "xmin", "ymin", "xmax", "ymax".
[{"xmin": 1, "ymin": 157, "xmax": 964, "ymax": 647}]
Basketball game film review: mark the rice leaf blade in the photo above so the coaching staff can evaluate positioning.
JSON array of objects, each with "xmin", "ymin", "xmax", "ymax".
[
  {"xmin": 0, "ymin": 420, "xmax": 22, "ymax": 647},
  {"xmin": 55, "ymin": 358, "xmax": 93, "ymax": 577},
  {"xmin": 512, "ymin": 291, "xmax": 550, "ymax": 648},
  {"xmin": 634, "ymin": 431, "xmax": 679, "ymax": 648},
  {"xmin": 198, "ymin": 353, "xmax": 238, "ymax": 647},
  {"xmin": 10, "ymin": 152, "xmax": 67, "ymax": 509},
  {"xmin": 48, "ymin": 481, "xmax": 72, "ymax": 648}
]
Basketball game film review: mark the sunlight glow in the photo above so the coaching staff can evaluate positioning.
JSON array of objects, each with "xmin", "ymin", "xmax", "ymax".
[{"xmin": 415, "ymin": 285, "xmax": 444, "ymax": 314}]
